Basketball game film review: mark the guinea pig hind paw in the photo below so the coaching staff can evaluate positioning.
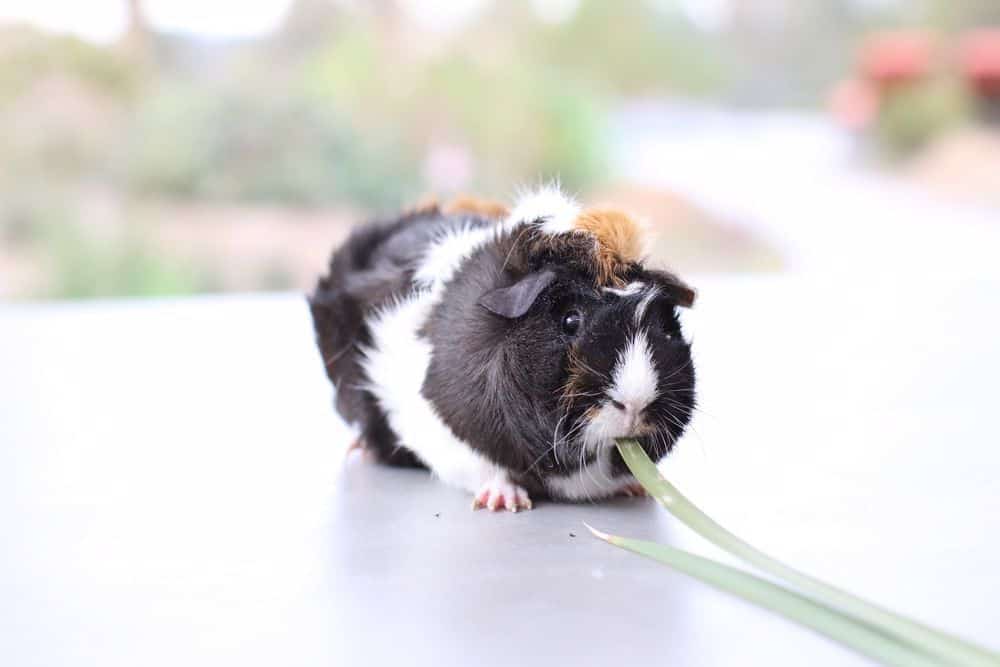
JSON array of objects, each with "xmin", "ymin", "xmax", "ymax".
[
  {"xmin": 618, "ymin": 482, "xmax": 648, "ymax": 498},
  {"xmin": 345, "ymin": 436, "xmax": 364, "ymax": 454}
]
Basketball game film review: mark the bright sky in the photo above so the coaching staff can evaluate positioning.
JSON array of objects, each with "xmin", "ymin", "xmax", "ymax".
[
  {"xmin": 0, "ymin": 0, "xmax": 295, "ymax": 42},
  {"xmin": 0, "ymin": 0, "xmax": 801, "ymax": 44},
  {"xmin": 0, "ymin": 0, "xmax": 515, "ymax": 43}
]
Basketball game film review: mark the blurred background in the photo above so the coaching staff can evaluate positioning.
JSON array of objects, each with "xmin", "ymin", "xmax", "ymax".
[{"xmin": 1, "ymin": 0, "xmax": 999, "ymax": 301}]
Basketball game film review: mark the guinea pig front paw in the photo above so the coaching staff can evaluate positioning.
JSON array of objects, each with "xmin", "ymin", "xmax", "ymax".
[{"xmin": 472, "ymin": 476, "xmax": 533, "ymax": 513}]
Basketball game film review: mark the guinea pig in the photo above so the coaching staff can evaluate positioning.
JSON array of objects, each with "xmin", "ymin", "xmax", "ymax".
[{"xmin": 309, "ymin": 186, "xmax": 696, "ymax": 512}]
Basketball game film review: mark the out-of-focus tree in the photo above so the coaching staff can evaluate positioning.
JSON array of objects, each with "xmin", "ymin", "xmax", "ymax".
[
  {"xmin": 121, "ymin": 0, "xmax": 152, "ymax": 64},
  {"xmin": 123, "ymin": 84, "xmax": 419, "ymax": 208},
  {"xmin": 278, "ymin": 0, "xmax": 353, "ymax": 56},
  {"xmin": 293, "ymin": 3, "xmax": 612, "ymax": 197},
  {"xmin": 515, "ymin": 0, "xmax": 729, "ymax": 97},
  {"xmin": 924, "ymin": 0, "xmax": 1000, "ymax": 30}
]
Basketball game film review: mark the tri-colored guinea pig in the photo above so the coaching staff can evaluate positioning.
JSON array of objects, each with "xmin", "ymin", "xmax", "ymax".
[{"xmin": 310, "ymin": 186, "xmax": 696, "ymax": 512}]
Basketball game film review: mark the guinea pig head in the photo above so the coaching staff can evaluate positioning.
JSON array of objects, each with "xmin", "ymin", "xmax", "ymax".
[
  {"xmin": 476, "ymin": 264, "xmax": 696, "ymax": 476},
  {"xmin": 559, "ymin": 270, "xmax": 696, "ymax": 463}
]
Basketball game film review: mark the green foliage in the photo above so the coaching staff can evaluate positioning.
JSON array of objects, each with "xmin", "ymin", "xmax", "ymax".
[
  {"xmin": 302, "ymin": 25, "xmax": 610, "ymax": 196},
  {"xmin": 0, "ymin": 28, "xmax": 137, "ymax": 186},
  {"xmin": 875, "ymin": 79, "xmax": 972, "ymax": 158},
  {"xmin": 591, "ymin": 530, "xmax": 942, "ymax": 667},
  {"xmin": 0, "ymin": 179, "xmax": 58, "ymax": 248},
  {"xmin": 0, "ymin": 27, "xmax": 139, "ymax": 102},
  {"xmin": 42, "ymin": 220, "xmax": 217, "ymax": 300},
  {"xmin": 123, "ymin": 84, "xmax": 418, "ymax": 209},
  {"xmin": 522, "ymin": 0, "xmax": 729, "ymax": 97},
  {"xmin": 421, "ymin": 58, "xmax": 607, "ymax": 193},
  {"xmin": 0, "ymin": 4, "xmax": 734, "ymax": 213},
  {"xmin": 534, "ymin": 77, "xmax": 607, "ymax": 191},
  {"xmin": 600, "ymin": 440, "xmax": 1000, "ymax": 667}
]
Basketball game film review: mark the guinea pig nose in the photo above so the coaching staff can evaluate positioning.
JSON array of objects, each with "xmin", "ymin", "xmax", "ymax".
[
  {"xmin": 612, "ymin": 399, "xmax": 653, "ymax": 418},
  {"xmin": 612, "ymin": 399, "xmax": 651, "ymax": 416}
]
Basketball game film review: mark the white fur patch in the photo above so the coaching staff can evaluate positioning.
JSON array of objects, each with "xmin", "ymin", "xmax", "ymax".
[
  {"xmin": 603, "ymin": 281, "xmax": 645, "ymax": 297},
  {"xmin": 545, "ymin": 449, "xmax": 631, "ymax": 500},
  {"xmin": 363, "ymin": 220, "xmax": 508, "ymax": 493},
  {"xmin": 604, "ymin": 283, "xmax": 660, "ymax": 326},
  {"xmin": 507, "ymin": 185, "xmax": 580, "ymax": 234},
  {"xmin": 579, "ymin": 403, "xmax": 629, "ymax": 452},
  {"xmin": 412, "ymin": 223, "xmax": 501, "ymax": 290},
  {"xmin": 611, "ymin": 329, "xmax": 658, "ymax": 410},
  {"xmin": 363, "ymin": 293, "xmax": 498, "ymax": 491},
  {"xmin": 634, "ymin": 286, "xmax": 660, "ymax": 326}
]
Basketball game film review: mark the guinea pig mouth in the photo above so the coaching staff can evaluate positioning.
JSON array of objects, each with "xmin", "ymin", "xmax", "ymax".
[
  {"xmin": 579, "ymin": 402, "xmax": 654, "ymax": 450},
  {"xmin": 621, "ymin": 423, "xmax": 653, "ymax": 438}
]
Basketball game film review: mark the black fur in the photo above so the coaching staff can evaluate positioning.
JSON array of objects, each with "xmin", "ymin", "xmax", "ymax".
[{"xmin": 309, "ymin": 206, "xmax": 492, "ymax": 468}]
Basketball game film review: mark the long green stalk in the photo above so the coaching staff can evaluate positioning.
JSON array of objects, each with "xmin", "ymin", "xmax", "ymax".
[
  {"xmin": 615, "ymin": 438, "xmax": 1000, "ymax": 667},
  {"xmin": 585, "ymin": 525, "xmax": 941, "ymax": 667}
]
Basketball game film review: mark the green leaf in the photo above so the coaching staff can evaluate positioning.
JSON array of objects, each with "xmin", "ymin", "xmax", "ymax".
[
  {"xmin": 615, "ymin": 438, "xmax": 1000, "ymax": 667},
  {"xmin": 585, "ymin": 524, "xmax": 940, "ymax": 667}
]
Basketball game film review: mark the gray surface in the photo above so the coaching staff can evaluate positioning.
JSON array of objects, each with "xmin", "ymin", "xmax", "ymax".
[{"xmin": 2, "ymin": 271, "xmax": 1000, "ymax": 666}]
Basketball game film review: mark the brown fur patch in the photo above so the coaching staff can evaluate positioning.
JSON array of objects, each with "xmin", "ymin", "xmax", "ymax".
[
  {"xmin": 402, "ymin": 195, "xmax": 441, "ymax": 218},
  {"xmin": 573, "ymin": 208, "xmax": 643, "ymax": 287},
  {"xmin": 444, "ymin": 195, "xmax": 509, "ymax": 219},
  {"xmin": 560, "ymin": 348, "xmax": 590, "ymax": 410},
  {"xmin": 503, "ymin": 225, "xmax": 641, "ymax": 290}
]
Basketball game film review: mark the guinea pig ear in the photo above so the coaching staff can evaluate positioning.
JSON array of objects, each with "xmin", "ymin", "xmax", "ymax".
[
  {"xmin": 478, "ymin": 269, "xmax": 557, "ymax": 319},
  {"xmin": 647, "ymin": 269, "xmax": 697, "ymax": 308},
  {"xmin": 669, "ymin": 282, "xmax": 696, "ymax": 308}
]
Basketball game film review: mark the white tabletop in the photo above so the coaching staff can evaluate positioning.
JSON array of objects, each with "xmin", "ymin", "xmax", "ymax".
[{"xmin": 2, "ymin": 270, "xmax": 998, "ymax": 666}]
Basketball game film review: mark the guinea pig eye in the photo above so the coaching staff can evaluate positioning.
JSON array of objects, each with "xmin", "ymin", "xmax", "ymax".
[
  {"xmin": 561, "ymin": 310, "xmax": 582, "ymax": 336},
  {"xmin": 662, "ymin": 311, "xmax": 681, "ymax": 339}
]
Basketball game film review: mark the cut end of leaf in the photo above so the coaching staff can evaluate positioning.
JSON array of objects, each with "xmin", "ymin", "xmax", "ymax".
[{"xmin": 582, "ymin": 522, "xmax": 612, "ymax": 542}]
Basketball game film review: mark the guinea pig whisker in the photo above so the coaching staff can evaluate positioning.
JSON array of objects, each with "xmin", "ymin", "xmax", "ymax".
[
  {"xmin": 573, "ymin": 357, "xmax": 609, "ymax": 381},
  {"xmin": 658, "ymin": 378, "xmax": 696, "ymax": 390},
  {"xmin": 522, "ymin": 409, "xmax": 582, "ymax": 475},
  {"xmin": 552, "ymin": 414, "xmax": 564, "ymax": 469},
  {"xmin": 657, "ymin": 428, "xmax": 669, "ymax": 452},
  {"xmin": 551, "ymin": 411, "xmax": 572, "ymax": 469},
  {"xmin": 595, "ymin": 452, "xmax": 616, "ymax": 486},
  {"xmin": 523, "ymin": 443, "xmax": 558, "ymax": 475},
  {"xmin": 560, "ymin": 390, "xmax": 604, "ymax": 404},
  {"xmin": 647, "ymin": 430, "xmax": 666, "ymax": 459},
  {"xmin": 556, "ymin": 385, "xmax": 602, "ymax": 398},
  {"xmin": 661, "ymin": 355, "xmax": 694, "ymax": 377},
  {"xmin": 652, "ymin": 403, "xmax": 688, "ymax": 424},
  {"xmin": 559, "ymin": 419, "xmax": 589, "ymax": 467},
  {"xmin": 660, "ymin": 397, "xmax": 704, "ymax": 423},
  {"xmin": 323, "ymin": 341, "xmax": 356, "ymax": 368},
  {"xmin": 581, "ymin": 424, "xmax": 610, "ymax": 498},
  {"xmin": 657, "ymin": 357, "xmax": 694, "ymax": 385},
  {"xmin": 578, "ymin": 441, "xmax": 598, "ymax": 504},
  {"xmin": 659, "ymin": 412, "xmax": 692, "ymax": 432},
  {"xmin": 657, "ymin": 395, "xmax": 694, "ymax": 411},
  {"xmin": 523, "ymin": 432, "xmax": 565, "ymax": 474},
  {"xmin": 658, "ymin": 375, "xmax": 695, "ymax": 388},
  {"xmin": 660, "ymin": 388, "xmax": 697, "ymax": 398},
  {"xmin": 660, "ymin": 428, "xmax": 678, "ymax": 451}
]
